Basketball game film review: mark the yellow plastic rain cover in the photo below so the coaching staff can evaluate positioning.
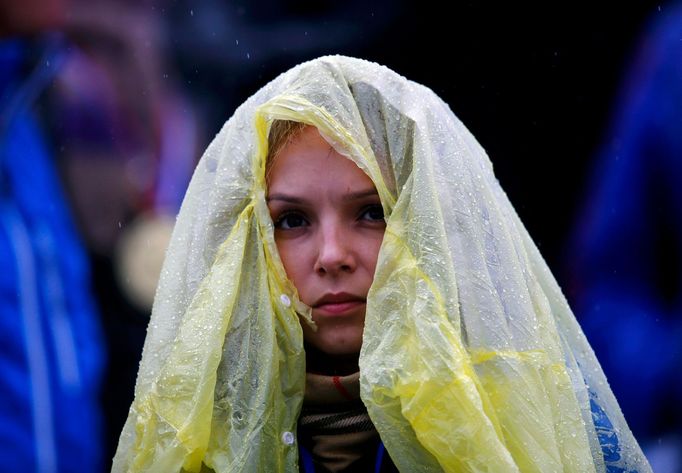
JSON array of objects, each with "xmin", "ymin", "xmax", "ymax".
[{"xmin": 112, "ymin": 56, "xmax": 652, "ymax": 473}]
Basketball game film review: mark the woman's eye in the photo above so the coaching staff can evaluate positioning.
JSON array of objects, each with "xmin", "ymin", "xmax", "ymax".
[
  {"xmin": 275, "ymin": 212, "xmax": 308, "ymax": 229},
  {"xmin": 360, "ymin": 204, "xmax": 385, "ymax": 222}
]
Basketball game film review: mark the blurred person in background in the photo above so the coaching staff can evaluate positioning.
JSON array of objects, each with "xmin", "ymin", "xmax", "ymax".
[
  {"xmin": 49, "ymin": 2, "xmax": 199, "ymax": 465},
  {"xmin": 564, "ymin": 3, "xmax": 682, "ymax": 472},
  {"xmin": 1, "ymin": 0, "xmax": 199, "ymax": 470},
  {"xmin": 0, "ymin": 0, "xmax": 105, "ymax": 471}
]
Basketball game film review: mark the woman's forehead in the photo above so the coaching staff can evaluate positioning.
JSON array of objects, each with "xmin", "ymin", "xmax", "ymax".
[{"xmin": 267, "ymin": 126, "xmax": 376, "ymax": 198}]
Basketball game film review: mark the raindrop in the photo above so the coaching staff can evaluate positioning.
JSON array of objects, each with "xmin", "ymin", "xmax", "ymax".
[
  {"xmin": 246, "ymin": 52, "xmax": 251, "ymax": 59},
  {"xmin": 190, "ymin": 9, "xmax": 194, "ymax": 16},
  {"xmin": 281, "ymin": 431, "xmax": 295, "ymax": 445},
  {"xmin": 205, "ymin": 157, "xmax": 218, "ymax": 172},
  {"xmin": 280, "ymin": 294, "xmax": 291, "ymax": 307}
]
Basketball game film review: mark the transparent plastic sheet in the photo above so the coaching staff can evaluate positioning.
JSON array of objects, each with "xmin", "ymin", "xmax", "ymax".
[{"xmin": 112, "ymin": 56, "xmax": 651, "ymax": 472}]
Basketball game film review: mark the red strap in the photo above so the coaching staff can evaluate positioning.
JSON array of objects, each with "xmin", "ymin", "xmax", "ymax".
[{"xmin": 332, "ymin": 375, "xmax": 354, "ymax": 401}]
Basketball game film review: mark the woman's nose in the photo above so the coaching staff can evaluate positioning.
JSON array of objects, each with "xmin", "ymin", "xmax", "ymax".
[{"xmin": 314, "ymin": 225, "xmax": 355, "ymax": 275}]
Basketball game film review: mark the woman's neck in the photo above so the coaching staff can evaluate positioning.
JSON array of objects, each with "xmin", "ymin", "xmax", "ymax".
[{"xmin": 304, "ymin": 344, "xmax": 360, "ymax": 376}]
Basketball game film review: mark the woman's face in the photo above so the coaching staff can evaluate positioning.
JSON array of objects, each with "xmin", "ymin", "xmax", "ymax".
[{"xmin": 267, "ymin": 126, "xmax": 385, "ymax": 357}]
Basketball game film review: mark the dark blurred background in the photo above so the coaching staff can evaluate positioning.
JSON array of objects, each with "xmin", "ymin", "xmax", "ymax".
[{"xmin": 1, "ymin": 1, "xmax": 680, "ymax": 471}]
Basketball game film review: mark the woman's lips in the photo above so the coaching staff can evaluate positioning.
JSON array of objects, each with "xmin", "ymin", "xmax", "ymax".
[
  {"xmin": 313, "ymin": 293, "xmax": 366, "ymax": 316},
  {"xmin": 314, "ymin": 300, "xmax": 365, "ymax": 316}
]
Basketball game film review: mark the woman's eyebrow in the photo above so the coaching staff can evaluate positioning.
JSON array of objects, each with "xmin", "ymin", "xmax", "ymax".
[
  {"xmin": 342, "ymin": 188, "xmax": 379, "ymax": 202},
  {"xmin": 266, "ymin": 193, "xmax": 303, "ymax": 203}
]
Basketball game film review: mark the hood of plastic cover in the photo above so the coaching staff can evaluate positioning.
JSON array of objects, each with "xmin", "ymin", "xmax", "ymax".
[{"xmin": 112, "ymin": 56, "xmax": 651, "ymax": 473}]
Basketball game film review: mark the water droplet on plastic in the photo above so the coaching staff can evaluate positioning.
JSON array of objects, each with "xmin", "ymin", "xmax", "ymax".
[
  {"xmin": 205, "ymin": 157, "xmax": 217, "ymax": 172},
  {"xmin": 281, "ymin": 431, "xmax": 295, "ymax": 445},
  {"xmin": 280, "ymin": 294, "xmax": 291, "ymax": 307}
]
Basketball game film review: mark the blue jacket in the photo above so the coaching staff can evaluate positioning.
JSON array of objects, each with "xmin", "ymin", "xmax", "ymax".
[
  {"xmin": 0, "ymin": 36, "xmax": 105, "ymax": 472},
  {"xmin": 564, "ymin": 4, "xmax": 682, "ymax": 444}
]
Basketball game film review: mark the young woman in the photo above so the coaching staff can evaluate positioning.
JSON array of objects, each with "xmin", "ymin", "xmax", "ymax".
[{"xmin": 112, "ymin": 56, "xmax": 652, "ymax": 472}]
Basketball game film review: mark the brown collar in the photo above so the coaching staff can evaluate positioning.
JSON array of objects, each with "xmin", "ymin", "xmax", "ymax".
[{"xmin": 299, "ymin": 371, "xmax": 379, "ymax": 472}]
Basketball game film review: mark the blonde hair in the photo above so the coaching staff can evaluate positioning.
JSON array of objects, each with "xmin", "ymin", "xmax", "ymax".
[{"xmin": 265, "ymin": 120, "xmax": 307, "ymax": 182}]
